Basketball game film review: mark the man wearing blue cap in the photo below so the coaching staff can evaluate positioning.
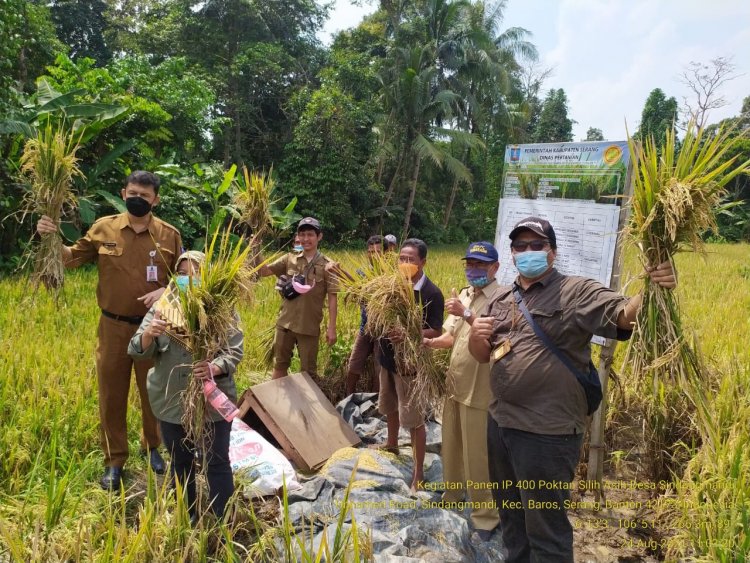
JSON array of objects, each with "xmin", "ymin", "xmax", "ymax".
[{"xmin": 425, "ymin": 241, "xmax": 501, "ymax": 541}]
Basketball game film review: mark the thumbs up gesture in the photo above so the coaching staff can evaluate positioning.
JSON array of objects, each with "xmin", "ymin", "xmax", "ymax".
[
  {"xmin": 446, "ymin": 287, "xmax": 466, "ymax": 317},
  {"xmin": 145, "ymin": 309, "xmax": 167, "ymax": 339}
]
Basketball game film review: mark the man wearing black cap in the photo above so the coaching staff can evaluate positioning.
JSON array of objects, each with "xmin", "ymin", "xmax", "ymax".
[
  {"xmin": 469, "ymin": 216, "xmax": 676, "ymax": 562},
  {"xmin": 261, "ymin": 217, "xmax": 338, "ymax": 379},
  {"xmin": 425, "ymin": 241, "xmax": 501, "ymax": 541}
]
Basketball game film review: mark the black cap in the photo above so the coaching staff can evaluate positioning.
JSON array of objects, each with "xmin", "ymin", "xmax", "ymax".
[
  {"xmin": 509, "ymin": 216, "xmax": 557, "ymax": 248},
  {"xmin": 462, "ymin": 241, "xmax": 499, "ymax": 262},
  {"xmin": 297, "ymin": 217, "xmax": 321, "ymax": 233}
]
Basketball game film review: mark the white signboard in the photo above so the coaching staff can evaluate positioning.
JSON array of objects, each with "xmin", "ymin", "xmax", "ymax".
[
  {"xmin": 494, "ymin": 198, "xmax": 620, "ymax": 287},
  {"xmin": 496, "ymin": 141, "xmax": 630, "ymax": 345}
]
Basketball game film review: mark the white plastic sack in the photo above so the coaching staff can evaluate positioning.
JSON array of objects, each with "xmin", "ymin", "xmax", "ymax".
[{"xmin": 229, "ymin": 418, "xmax": 301, "ymax": 497}]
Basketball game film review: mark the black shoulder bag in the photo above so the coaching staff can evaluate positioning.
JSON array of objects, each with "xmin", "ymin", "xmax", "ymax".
[
  {"xmin": 513, "ymin": 287, "xmax": 602, "ymax": 416},
  {"xmin": 280, "ymin": 252, "xmax": 320, "ymax": 300}
]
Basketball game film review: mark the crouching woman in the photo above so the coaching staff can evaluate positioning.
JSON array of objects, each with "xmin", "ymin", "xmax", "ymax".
[{"xmin": 128, "ymin": 250, "xmax": 243, "ymax": 520}]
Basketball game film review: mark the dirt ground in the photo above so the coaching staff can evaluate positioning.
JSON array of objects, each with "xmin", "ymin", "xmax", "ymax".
[{"xmin": 571, "ymin": 463, "xmax": 674, "ymax": 563}]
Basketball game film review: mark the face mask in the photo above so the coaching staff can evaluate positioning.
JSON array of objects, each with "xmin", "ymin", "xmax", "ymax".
[
  {"xmin": 465, "ymin": 268, "xmax": 490, "ymax": 287},
  {"xmin": 514, "ymin": 250, "xmax": 550, "ymax": 278},
  {"xmin": 125, "ymin": 196, "xmax": 152, "ymax": 217},
  {"xmin": 175, "ymin": 275, "xmax": 199, "ymax": 292},
  {"xmin": 292, "ymin": 275, "xmax": 315, "ymax": 294},
  {"xmin": 293, "ymin": 244, "xmax": 303, "ymax": 252},
  {"xmin": 398, "ymin": 263, "xmax": 418, "ymax": 280}
]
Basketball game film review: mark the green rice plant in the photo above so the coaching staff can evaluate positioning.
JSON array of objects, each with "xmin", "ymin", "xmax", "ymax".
[
  {"xmin": 660, "ymin": 359, "xmax": 750, "ymax": 561},
  {"xmin": 623, "ymin": 120, "xmax": 750, "ymax": 483},
  {"xmin": 276, "ymin": 458, "xmax": 372, "ymax": 562},
  {"xmin": 19, "ymin": 123, "xmax": 83, "ymax": 293}
]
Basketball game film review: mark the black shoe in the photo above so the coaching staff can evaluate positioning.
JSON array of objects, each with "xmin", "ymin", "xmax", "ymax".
[
  {"xmin": 149, "ymin": 448, "xmax": 166, "ymax": 474},
  {"xmin": 100, "ymin": 467, "xmax": 123, "ymax": 490}
]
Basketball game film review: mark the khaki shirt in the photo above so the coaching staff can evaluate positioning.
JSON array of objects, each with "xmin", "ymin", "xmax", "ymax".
[
  {"xmin": 268, "ymin": 251, "xmax": 338, "ymax": 336},
  {"xmin": 484, "ymin": 269, "xmax": 629, "ymax": 435},
  {"xmin": 443, "ymin": 280, "xmax": 498, "ymax": 410},
  {"xmin": 65, "ymin": 213, "xmax": 182, "ymax": 317}
]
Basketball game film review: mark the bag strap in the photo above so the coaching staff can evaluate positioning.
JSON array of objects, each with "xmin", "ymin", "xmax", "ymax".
[
  {"xmin": 299, "ymin": 251, "xmax": 320, "ymax": 277},
  {"xmin": 512, "ymin": 286, "xmax": 590, "ymax": 385}
]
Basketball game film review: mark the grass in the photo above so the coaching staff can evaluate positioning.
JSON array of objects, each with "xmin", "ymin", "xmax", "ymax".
[{"xmin": 1, "ymin": 244, "xmax": 749, "ymax": 560}]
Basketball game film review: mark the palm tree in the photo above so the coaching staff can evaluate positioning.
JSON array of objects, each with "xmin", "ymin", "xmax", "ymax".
[
  {"xmin": 377, "ymin": 43, "xmax": 481, "ymax": 239},
  {"xmin": 439, "ymin": 0, "xmax": 537, "ymax": 227}
]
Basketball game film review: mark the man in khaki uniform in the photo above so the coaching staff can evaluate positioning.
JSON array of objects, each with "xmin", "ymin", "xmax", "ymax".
[
  {"xmin": 425, "ymin": 241, "xmax": 501, "ymax": 541},
  {"xmin": 261, "ymin": 217, "xmax": 338, "ymax": 379},
  {"xmin": 37, "ymin": 171, "xmax": 182, "ymax": 490}
]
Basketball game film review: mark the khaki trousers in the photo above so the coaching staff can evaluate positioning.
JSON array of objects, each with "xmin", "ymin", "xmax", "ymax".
[
  {"xmin": 96, "ymin": 315, "xmax": 160, "ymax": 467},
  {"xmin": 442, "ymin": 396, "xmax": 500, "ymax": 532},
  {"xmin": 273, "ymin": 327, "xmax": 320, "ymax": 376}
]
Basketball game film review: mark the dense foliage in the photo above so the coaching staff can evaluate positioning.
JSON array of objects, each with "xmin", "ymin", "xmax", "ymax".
[{"xmin": 1, "ymin": 0, "xmax": 748, "ymax": 270}]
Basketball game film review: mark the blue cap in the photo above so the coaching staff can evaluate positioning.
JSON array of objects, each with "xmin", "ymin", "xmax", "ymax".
[{"xmin": 462, "ymin": 241, "xmax": 498, "ymax": 262}]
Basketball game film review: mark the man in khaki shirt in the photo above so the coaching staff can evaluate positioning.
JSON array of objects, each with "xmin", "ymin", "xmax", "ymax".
[
  {"xmin": 425, "ymin": 242, "xmax": 500, "ymax": 541},
  {"xmin": 260, "ymin": 217, "xmax": 338, "ymax": 379},
  {"xmin": 37, "ymin": 171, "xmax": 182, "ymax": 490}
]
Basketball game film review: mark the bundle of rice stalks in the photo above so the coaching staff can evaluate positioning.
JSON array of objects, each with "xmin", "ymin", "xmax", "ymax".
[
  {"xmin": 624, "ymin": 121, "xmax": 750, "ymax": 481},
  {"xmin": 232, "ymin": 166, "xmax": 278, "ymax": 272},
  {"xmin": 178, "ymin": 225, "xmax": 260, "ymax": 445},
  {"xmin": 337, "ymin": 253, "xmax": 445, "ymax": 413},
  {"xmin": 20, "ymin": 124, "xmax": 83, "ymax": 293},
  {"xmin": 233, "ymin": 167, "xmax": 275, "ymax": 237}
]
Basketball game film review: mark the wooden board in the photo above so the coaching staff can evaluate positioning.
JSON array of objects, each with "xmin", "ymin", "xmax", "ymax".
[{"xmin": 237, "ymin": 372, "xmax": 361, "ymax": 471}]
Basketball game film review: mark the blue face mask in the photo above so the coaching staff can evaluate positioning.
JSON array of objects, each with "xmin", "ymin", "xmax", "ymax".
[
  {"xmin": 514, "ymin": 250, "xmax": 550, "ymax": 278},
  {"xmin": 175, "ymin": 275, "xmax": 199, "ymax": 292},
  {"xmin": 465, "ymin": 267, "xmax": 490, "ymax": 287},
  {"xmin": 293, "ymin": 245, "xmax": 303, "ymax": 253}
]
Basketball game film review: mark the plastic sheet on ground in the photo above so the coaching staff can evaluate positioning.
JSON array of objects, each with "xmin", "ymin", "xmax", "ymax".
[{"xmin": 278, "ymin": 393, "xmax": 507, "ymax": 562}]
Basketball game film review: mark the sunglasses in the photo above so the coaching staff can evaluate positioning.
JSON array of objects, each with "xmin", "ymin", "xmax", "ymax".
[{"xmin": 511, "ymin": 240, "xmax": 549, "ymax": 252}]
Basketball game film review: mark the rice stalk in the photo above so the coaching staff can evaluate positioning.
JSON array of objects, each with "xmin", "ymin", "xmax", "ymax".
[
  {"xmin": 20, "ymin": 124, "xmax": 83, "ymax": 293},
  {"xmin": 624, "ymin": 120, "xmax": 750, "ymax": 482},
  {"xmin": 178, "ymin": 225, "xmax": 260, "ymax": 447},
  {"xmin": 233, "ymin": 166, "xmax": 277, "ymax": 269},
  {"xmin": 336, "ymin": 252, "xmax": 445, "ymax": 414}
]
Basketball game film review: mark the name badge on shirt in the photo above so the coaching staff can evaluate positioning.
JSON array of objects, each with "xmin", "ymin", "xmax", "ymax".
[
  {"xmin": 147, "ymin": 251, "xmax": 158, "ymax": 282},
  {"xmin": 493, "ymin": 339, "xmax": 512, "ymax": 361}
]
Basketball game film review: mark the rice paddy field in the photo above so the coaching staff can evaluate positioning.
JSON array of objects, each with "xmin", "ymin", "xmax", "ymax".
[{"xmin": 1, "ymin": 243, "xmax": 749, "ymax": 561}]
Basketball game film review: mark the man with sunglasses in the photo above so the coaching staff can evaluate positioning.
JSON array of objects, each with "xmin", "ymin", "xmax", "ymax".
[{"xmin": 468, "ymin": 216, "xmax": 676, "ymax": 563}]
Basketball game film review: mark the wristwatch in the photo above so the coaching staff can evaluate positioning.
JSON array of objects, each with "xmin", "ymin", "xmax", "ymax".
[{"xmin": 462, "ymin": 308, "xmax": 472, "ymax": 320}]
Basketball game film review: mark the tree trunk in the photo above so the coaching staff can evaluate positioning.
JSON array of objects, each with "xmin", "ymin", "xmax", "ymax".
[
  {"xmin": 377, "ymin": 149, "xmax": 405, "ymax": 231},
  {"xmin": 222, "ymin": 121, "xmax": 232, "ymax": 167},
  {"xmin": 401, "ymin": 155, "xmax": 422, "ymax": 240},
  {"xmin": 442, "ymin": 147, "xmax": 470, "ymax": 228},
  {"xmin": 18, "ymin": 3, "xmax": 28, "ymax": 89},
  {"xmin": 443, "ymin": 176, "xmax": 460, "ymax": 229}
]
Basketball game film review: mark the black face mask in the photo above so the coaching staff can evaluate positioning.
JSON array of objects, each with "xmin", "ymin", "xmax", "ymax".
[{"xmin": 125, "ymin": 196, "xmax": 152, "ymax": 217}]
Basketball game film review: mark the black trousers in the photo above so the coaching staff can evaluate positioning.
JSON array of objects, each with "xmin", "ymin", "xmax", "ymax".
[
  {"xmin": 160, "ymin": 419, "xmax": 234, "ymax": 518},
  {"xmin": 487, "ymin": 417, "xmax": 583, "ymax": 563}
]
